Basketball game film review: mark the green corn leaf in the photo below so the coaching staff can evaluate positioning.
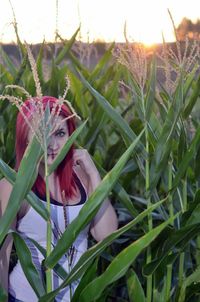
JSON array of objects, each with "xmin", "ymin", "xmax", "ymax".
[
  {"xmin": 84, "ymin": 110, "xmax": 107, "ymax": 148},
  {"xmin": 183, "ymin": 64, "xmax": 199, "ymax": 100},
  {"xmin": 68, "ymin": 71, "xmax": 90, "ymax": 118},
  {"xmin": 194, "ymin": 145, "xmax": 200, "ymax": 178},
  {"xmin": 126, "ymin": 269, "xmax": 146, "ymax": 302},
  {"xmin": 71, "ymin": 259, "xmax": 98, "ymax": 302},
  {"xmin": 0, "ymin": 159, "xmax": 15, "ymax": 183},
  {"xmin": 48, "ymin": 60, "xmax": 59, "ymax": 96},
  {"xmin": 0, "ymin": 137, "xmax": 43, "ymax": 245},
  {"xmin": 28, "ymin": 237, "xmax": 68, "ymax": 280},
  {"xmin": 12, "ymin": 231, "xmax": 46, "ymax": 298},
  {"xmin": 152, "ymin": 284, "xmax": 168, "ymax": 302},
  {"xmin": 74, "ymin": 68, "xmax": 137, "ymax": 142},
  {"xmin": 145, "ymin": 56, "xmax": 156, "ymax": 121},
  {"xmin": 88, "ymin": 43, "xmax": 115, "ymax": 81},
  {"xmin": 75, "ymin": 68, "xmax": 145, "ymax": 152},
  {"xmin": 36, "ymin": 41, "xmax": 45, "ymax": 85},
  {"xmin": 0, "ymin": 46, "xmax": 17, "ymax": 78},
  {"xmin": 0, "ymin": 64, "xmax": 13, "ymax": 84},
  {"xmin": 44, "ymin": 129, "xmax": 145, "ymax": 270},
  {"xmin": 172, "ymin": 125, "xmax": 200, "ymax": 190},
  {"xmin": 178, "ymin": 266, "xmax": 200, "ymax": 302},
  {"xmin": 177, "ymin": 123, "xmax": 187, "ymax": 165},
  {"xmin": 143, "ymin": 223, "xmax": 200, "ymax": 276},
  {"xmin": 183, "ymin": 73, "xmax": 200, "ymax": 119},
  {"xmin": 13, "ymin": 52, "xmax": 29, "ymax": 85},
  {"xmin": 56, "ymin": 36, "xmax": 89, "ymax": 77},
  {"xmin": 149, "ymin": 83, "xmax": 183, "ymax": 192},
  {"xmin": 13, "ymin": 22, "xmax": 26, "ymax": 58},
  {"xmin": 183, "ymin": 189, "xmax": 200, "ymax": 226},
  {"xmin": 94, "ymin": 160, "xmax": 146, "ymax": 229},
  {"xmin": 113, "ymin": 182, "xmax": 140, "ymax": 219},
  {"xmin": 146, "ymin": 117, "xmax": 160, "ymax": 150},
  {"xmin": 55, "ymin": 28, "xmax": 80, "ymax": 65},
  {"xmin": 91, "ymin": 65, "xmax": 119, "ymax": 108},
  {"xmin": 143, "ymin": 253, "xmax": 178, "ymax": 277},
  {"xmin": 104, "ymin": 68, "xmax": 120, "ymax": 107}
]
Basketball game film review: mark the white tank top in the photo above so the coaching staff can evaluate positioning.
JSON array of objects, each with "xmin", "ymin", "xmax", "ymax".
[{"xmin": 9, "ymin": 176, "xmax": 89, "ymax": 302}]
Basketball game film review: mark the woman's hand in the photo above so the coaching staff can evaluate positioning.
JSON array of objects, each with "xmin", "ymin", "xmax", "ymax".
[{"xmin": 73, "ymin": 149, "xmax": 100, "ymax": 180}]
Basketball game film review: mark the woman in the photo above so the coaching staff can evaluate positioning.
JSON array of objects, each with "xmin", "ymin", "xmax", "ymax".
[{"xmin": 0, "ymin": 96, "xmax": 118, "ymax": 302}]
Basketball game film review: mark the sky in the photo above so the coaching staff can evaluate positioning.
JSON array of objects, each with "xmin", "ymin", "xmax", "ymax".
[{"xmin": 0, "ymin": 0, "xmax": 199, "ymax": 45}]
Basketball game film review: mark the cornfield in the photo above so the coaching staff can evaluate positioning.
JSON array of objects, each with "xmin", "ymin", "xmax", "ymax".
[{"xmin": 1, "ymin": 25, "xmax": 200, "ymax": 302}]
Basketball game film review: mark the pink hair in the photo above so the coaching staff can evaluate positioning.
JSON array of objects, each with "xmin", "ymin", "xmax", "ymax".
[{"xmin": 15, "ymin": 96, "xmax": 76, "ymax": 199}]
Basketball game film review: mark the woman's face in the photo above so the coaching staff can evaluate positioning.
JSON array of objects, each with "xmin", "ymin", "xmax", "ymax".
[
  {"xmin": 47, "ymin": 116, "xmax": 69, "ymax": 165},
  {"xmin": 28, "ymin": 115, "xmax": 69, "ymax": 166}
]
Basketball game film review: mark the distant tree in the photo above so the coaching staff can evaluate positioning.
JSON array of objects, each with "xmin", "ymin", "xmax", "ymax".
[{"xmin": 177, "ymin": 17, "xmax": 200, "ymax": 40}]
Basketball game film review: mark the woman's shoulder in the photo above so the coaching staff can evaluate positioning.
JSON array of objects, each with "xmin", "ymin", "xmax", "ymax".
[
  {"xmin": 0, "ymin": 177, "xmax": 12, "ymax": 190},
  {"xmin": 0, "ymin": 178, "xmax": 12, "ymax": 200},
  {"xmin": 0, "ymin": 178, "xmax": 29, "ymax": 220},
  {"xmin": 0, "ymin": 178, "xmax": 13, "ymax": 217}
]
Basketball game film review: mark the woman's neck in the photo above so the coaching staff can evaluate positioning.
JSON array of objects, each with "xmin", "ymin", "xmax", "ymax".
[
  {"xmin": 38, "ymin": 166, "xmax": 80, "ymax": 204},
  {"xmin": 38, "ymin": 164, "xmax": 61, "ymax": 201},
  {"xmin": 48, "ymin": 173, "xmax": 61, "ymax": 201}
]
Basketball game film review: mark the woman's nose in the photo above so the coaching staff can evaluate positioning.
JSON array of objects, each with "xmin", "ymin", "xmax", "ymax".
[{"xmin": 48, "ymin": 137, "xmax": 59, "ymax": 152}]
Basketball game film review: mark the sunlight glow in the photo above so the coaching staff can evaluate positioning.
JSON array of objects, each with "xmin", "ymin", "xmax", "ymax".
[{"xmin": 0, "ymin": 0, "xmax": 199, "ymax": 44}]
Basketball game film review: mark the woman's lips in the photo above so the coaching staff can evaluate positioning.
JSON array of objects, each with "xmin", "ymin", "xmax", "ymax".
[{"xmin": 48, "ymin": 153, "xmax": 56, "ymax": 158}]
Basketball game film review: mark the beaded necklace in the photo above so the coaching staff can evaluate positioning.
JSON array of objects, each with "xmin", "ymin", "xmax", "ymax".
[
  {"xmin": 62, "ymin": 191, "xmax": 76, "ymax": 268},
  {"xmin": 61, "ymin": 191, "xmax": 77, "ymax": 298}
]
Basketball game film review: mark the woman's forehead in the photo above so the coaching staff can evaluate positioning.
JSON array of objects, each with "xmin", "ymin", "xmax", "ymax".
[
  {"xmin": 53, "ymin": 116, "xmax": 68, "ymax": 130},
  {"xmin": 27, "ymin": 115, "xmax": 68, "ymax": 141}
]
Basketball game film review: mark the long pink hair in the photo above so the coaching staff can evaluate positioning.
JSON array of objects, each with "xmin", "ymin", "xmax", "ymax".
[{"xmin": 15, "ymin": 96, "xmax": 76, "ymax": 198}]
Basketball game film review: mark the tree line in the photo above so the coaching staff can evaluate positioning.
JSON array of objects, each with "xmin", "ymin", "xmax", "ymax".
[{"xmin": 177, "ymin": 17, "xmax": 200, "ymax": 40}]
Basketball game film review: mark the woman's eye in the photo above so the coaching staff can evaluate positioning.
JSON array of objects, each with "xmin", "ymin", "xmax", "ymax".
[{"xmin": 56, "ymin": 130, "xmax": 66, "ymax": 137}]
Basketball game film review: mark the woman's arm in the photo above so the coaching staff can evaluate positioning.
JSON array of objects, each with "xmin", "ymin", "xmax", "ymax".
[
  {"xmin": 73, "ymin": 149, "xmax": 118, "ymax": 242},
  {"xmin": 88, "ymin": 173, "xmax": 118, "ymax": 241},
  {"xmin": 0, "ymin": 179, "xmax": 16, "ymax": 294}
]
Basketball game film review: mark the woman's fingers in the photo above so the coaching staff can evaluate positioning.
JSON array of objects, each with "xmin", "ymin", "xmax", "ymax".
[
  {"xmin": 73, "ymin": 149, "xmax": 99, "ymax": 175},
  {"xmin": 73, "ymin": 149, "xmax": 88, "ymax": 167},
  {"xmin": 73, "ymin": 149, "xmax": 87, "ymax": 164}
]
